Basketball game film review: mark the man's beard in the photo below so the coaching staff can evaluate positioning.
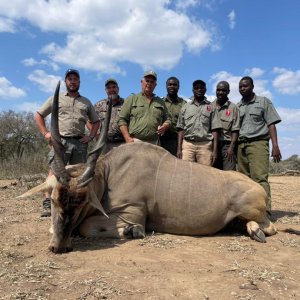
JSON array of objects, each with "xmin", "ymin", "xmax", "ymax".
[{"xmin": 67, "ymin": 86, "xmax": 80, "ymax": 93}]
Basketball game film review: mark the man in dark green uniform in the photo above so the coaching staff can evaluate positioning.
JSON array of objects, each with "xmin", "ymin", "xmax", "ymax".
[
  {"xmin": 118, "ymin": 71, "xmax": 170, "ymax": 144},
  {"xmin": 212, "ymin": 81, "xmax": 240, "ymax": 170},
  {"xmin": 237, "ymin": 76, "xmax": 282, "ymax": 216},
  {"xmin": 160, "ymin": 77, "xmax": 186, "ymax": 156}
]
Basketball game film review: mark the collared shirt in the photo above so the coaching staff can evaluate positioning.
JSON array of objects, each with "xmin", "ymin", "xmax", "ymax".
[
  {"xmin": 211, "ymin": 99, "xmax": 240, "ymax": 142},
  {"xmin": 163, "ymin": 95, "xmax": 186, "ymax": 134},
  {"xmin": 177, "ymin": 96, "xmax": 220, "ymax": 142},
  {"xmin": 38, "ymin": 92, "xmax": 99, "ymax": 137},
  {"xmin": 118, "ymin": 92, "xmax": 171, "ymax": 141},
  {"xmin": 237, "ymin": 95, "xmax": 281, "ymax": 140},
  {"xmin": 94, "ymin": 97, "xmax": 125, "ymax": 142}
]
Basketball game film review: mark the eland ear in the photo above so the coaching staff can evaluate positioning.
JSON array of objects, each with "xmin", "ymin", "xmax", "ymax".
[
  {"xmin": 17, "ymin": 175, "xmax": 57, "ymax": 199},
  {"xmin": 89, "ymin": 186, "xmax": 109, "ymax": 219},
  {"xmin": 17, "ymin": 181, "xmax": 49, "ymax": 198}
]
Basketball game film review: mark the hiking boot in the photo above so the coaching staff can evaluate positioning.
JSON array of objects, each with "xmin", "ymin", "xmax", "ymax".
[{"xmin": 41, "ymin": 198, "xmax": 51, "ymax": 217}]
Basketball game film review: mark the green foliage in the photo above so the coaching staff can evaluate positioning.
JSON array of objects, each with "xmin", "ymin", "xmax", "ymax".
[{"xmin": 0, "ymin": 110, "xmax": 48, "ymax": 179}]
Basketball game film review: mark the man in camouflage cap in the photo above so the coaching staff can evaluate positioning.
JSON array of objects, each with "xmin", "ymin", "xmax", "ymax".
[{"xmin": 91, "ymin": 78, "xmax": 125, "ymax": 153}]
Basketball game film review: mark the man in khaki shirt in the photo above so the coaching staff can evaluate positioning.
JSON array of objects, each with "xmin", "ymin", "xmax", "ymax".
[
  {"xmin": 35, "ymin": 69, "xmax": 100, "ymax": 216},
  {"xmin": 118, "ymin": 71, "xmax": 170, "ymax": 144}
]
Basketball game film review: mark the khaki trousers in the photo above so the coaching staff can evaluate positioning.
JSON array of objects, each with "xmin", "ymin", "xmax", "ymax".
[{"xmin": 182, "ymin": 139, "xmax": 212, "ymax": 166}]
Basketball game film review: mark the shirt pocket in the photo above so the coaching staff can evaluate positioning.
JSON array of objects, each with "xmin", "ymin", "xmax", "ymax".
[
  {"xmin": 220, "ymin": 114, "xmax": 233, "ymax": 130},
  {"xmin": 131, "ymin": 104, "xmax": 145, "ymax": 118},
  {"xmin": 249, "ymin": 107, "xmax": 264, "ymax": 125},
  {"xmin": 200, "ymin": 110, "xmax": 211, "ymax": 124},
  {"xmin": 152, "ymin": 104, "xmax": 164, "ymax": 122}
]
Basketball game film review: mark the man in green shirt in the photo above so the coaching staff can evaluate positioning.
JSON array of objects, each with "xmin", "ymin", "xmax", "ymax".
[
  {"xmin": 118, "ymin": 71, "xmax": 170, "ymax": 144},
  {"xmin": 211, "ymin": 81, "xmax": 240, "ymax": 170},
  {"xmin": 177, "ymin": 80, "xmax": 220, "ymax": 166},
  {"xmin": 160, "ymin": 77, "xmax": 186, "ymax": 156},
  {"xmin": 237, "ymin": 76, "xmax": 282, "ymax": 215}
]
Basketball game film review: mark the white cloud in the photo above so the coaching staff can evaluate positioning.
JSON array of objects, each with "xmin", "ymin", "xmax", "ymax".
[
  {"xmin": 272, "ymin": 67, "xmax": 300, "ymax": 95},
  {"xmin": 0, "ymin": 0, "xmax": 218, "ymax": 73},
  {"xmin": 209, "ymin": 71, "xmax": 243, "ymax": 103},
  {"xmin": 22, "ymin": 58, "xmax": 59, "ymax": 71},
  {"xmin": 228, "ymin": 10, "xmax": 236, "ymax": 29},
  {"xmin": 15, "ymin": 102, "xmax": 40, "ymax": 113},
  {"xmin": 175, "ymin": 0, "xmax": 198, "ymax": 11},
  {"xmin": 0, "ymin": 16, "xmax": 16, "ymax": 32},
  {"xmin": 209, "ymin": 70, "xmax": 273, "ymax": 102},
  {"xmin": 245, "ymin": 67, "xmax": 265, "ymax": 78},
  {"xmin": 27, "ymin": 70, "xmax": 62, "ymax": 93},
  {"xmin": 0, "ymin": 77, "xmax": 26, "ymax": 98}
]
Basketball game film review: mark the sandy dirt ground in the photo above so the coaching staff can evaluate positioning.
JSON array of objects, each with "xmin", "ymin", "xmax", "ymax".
[{"xmin": 0, "ymin": 175, "xmax": 299, "ymax": 300}]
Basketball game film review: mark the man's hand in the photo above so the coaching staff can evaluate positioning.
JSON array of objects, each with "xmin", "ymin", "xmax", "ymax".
[{"xmin": 272, "ymin": 145, "xmax": 282, "ymax": 163}]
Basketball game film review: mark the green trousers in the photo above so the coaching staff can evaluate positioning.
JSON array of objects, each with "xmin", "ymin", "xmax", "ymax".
[{"xmin": 237, "ymin": 139, "xmax": 271, "ymax": 211}]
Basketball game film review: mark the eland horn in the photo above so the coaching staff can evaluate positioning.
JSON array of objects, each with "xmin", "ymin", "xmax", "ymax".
[
  {"xmin": 50, "ymin": 80, "xmax": 70, "ymax": 186},
  {"xmin": 77, "ymin": 94, "xmax": 113, "ymax": 187}
]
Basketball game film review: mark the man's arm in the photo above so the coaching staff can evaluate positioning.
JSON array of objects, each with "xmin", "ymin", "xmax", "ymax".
[
  {"xmin": 226, "ymin": 131, "xmax": 239, "ymax": 162},
  {"xmin": 119, "ymin": 125, "xmax": 134, "ymax": 143},
  {"xmin": 269, "ymin": 123, "xmax": 282, "ymax": 163},
  {"xmin": 81, "ymin": 120, "xmax": 100, "ymax": 144},
  {"xmin": 35, "ymin": 112, "xmax": 51, "ymax": 142},
  {"xmin": 211, "ymin": 130, "xmax": 218, "ymax": 166},
  {"xmin": 177, "ymin": 130, "xmax": 184, "ymax": 159}
]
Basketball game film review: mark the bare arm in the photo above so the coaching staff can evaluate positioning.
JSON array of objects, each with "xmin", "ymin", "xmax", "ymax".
[
  {"xmin": 177, "ymin": 130, "xmax": 184, "ymax": 159},
  {"xmin": 226, "ymin": 131, "xmax": 239, "ymax": 162},
  {"xmin": 81, "ymin": 120, "xmax": 100, "ymax": 144},
  {"xmin": 35, "ymin": 112, "xmax": 51, "ymax": 142},
  {"xmin": 120, "ymin": 125, "xmax": 134, "ymax": 143},
  {"xmin": 269, "ymin": 124, "xmax": 282, "ymax": 163},
  {"xmin": 211, "ymin": 130, "xmax": 218, "ymax": 166}
]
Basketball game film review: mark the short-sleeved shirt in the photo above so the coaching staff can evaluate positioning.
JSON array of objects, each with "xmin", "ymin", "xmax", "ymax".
[
  {"xmin": 176, "ymin": 97, "xmax": 221, "ymax": 142},
  {"xmin": 38, "ymin": 92, "xmax": 99, "ymax": 137},
  {"xmin": 237, "ymin": 95, "xmax": 281, "ymax": 140},
  {"xmin": 211, "ymin": 99, "xmax": 240, "ymax": 142},
  {"xmin": 94, "ymin": 97, "xmax": 125, "ymax": 142},
  {"xmin": 118, "ymin": 92, "xmax": 171, "ymax": 141},
  {"xmin": 163, "ymin": 95, "xmax": 186, "ymax": 135}
]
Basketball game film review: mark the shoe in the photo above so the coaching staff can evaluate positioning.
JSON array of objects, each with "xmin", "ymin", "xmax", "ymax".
[{"xmin": 41, "ymin": 198, "xmax": 51, "ymax": 217}]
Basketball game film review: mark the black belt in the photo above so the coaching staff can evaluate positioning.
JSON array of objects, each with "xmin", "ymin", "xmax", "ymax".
[
  {"xmin": 238, "ymin": 135, "xmax": 269, "ymax": 144},
  {"xmin": 220, "ymin": 140, "xmax": 231, "ymax": 145},
  {"xmin": 61, "ymin": 136, "xmax": 83, "ymax": 140}
]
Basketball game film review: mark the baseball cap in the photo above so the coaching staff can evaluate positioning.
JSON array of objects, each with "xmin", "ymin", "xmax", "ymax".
[
  {"xmin": 144, "ymin": 70, "xmax": 157, "ymax": 80},
  {"xmin": 193, "ymin": 79, "xmax": 206, "ymax": 87},
  {"xmin": 65, "ymin": 69, "xmax": 80, "ymax": 79},
  {"xmin": 105, "ymin": 78, "xmax": 118, "ymax": 86}
]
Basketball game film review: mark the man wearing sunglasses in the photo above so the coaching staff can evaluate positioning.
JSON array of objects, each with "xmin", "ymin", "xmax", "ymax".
[{"xmin": 35, "ymin": 69, "xmax": 100, "ymax": 217}]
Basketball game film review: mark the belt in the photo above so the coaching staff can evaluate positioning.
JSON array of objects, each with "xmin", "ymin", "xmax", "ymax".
[
  {"xmin": 220, "ymin": 140, "xmax": 231, "ymax": 145},
  {"xmin": 61, "ymin": 136, "xmax": 83, "ymax": 140},
  {"xmin": 238, "ymin": 135, "xmax": 269, "ymax": 144}
]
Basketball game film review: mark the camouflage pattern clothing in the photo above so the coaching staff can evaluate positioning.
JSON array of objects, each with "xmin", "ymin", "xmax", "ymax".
[{"xmin": 94, "ymin": 97, "xmax": 125, "ymax": 142}]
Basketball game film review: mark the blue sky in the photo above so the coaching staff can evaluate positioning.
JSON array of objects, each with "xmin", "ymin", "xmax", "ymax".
[{"xmin": 0, "ymin": 0, "xmax": 299, "ymax": 159}]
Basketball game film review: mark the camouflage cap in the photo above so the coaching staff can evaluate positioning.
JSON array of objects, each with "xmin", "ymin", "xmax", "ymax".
[
  {"xmin": 105, "ymin": 78, "xmax": 118, "ymax": 86},
  {"xmin": 143, "ymin": 70, "xmax": 157, "ymax": 80}
]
